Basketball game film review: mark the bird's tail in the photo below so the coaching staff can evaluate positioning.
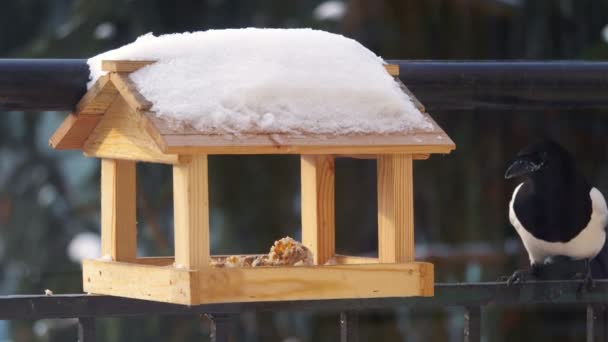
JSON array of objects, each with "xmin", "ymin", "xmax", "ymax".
[{"xmin": 592, "ymin": 240, "xmax": 608, "ymax": 278}]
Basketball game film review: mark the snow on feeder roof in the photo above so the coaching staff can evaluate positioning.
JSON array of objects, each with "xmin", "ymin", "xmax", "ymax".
[
  {"xmin": 88, "ymin": 29, "xmax": 431, "ymax": 135},
  {"xmin": 51, "ymin": 28, "xmax": 454, "ymax": 159}
]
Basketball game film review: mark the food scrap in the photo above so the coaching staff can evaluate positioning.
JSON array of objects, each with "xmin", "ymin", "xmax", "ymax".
[{"xmin": 211, "ymin": 236, "xmax": 313, "ymax": 268}]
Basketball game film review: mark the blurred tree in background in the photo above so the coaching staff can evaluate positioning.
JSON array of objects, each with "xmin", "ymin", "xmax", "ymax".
[{"xmin": 1, "ymin": 0, "xmax": 608, "ymax": 341}]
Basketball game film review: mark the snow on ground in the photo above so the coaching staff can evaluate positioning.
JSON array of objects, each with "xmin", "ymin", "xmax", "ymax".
[{"xmin": 88, "ymin": 28, "xmax": 432, "ymax": 135}]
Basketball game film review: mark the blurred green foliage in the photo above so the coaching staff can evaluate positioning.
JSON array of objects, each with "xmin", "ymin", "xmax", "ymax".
[{"xmin": 2, "ymin": 0, "xmax": 608, "ymax": 341}]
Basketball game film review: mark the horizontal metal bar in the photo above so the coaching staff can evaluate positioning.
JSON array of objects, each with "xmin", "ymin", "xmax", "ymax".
[
  {"xmin": 2, "ymin": 59, "xmax": 608, "ymax": 112},
  {"xmin": 1, "ymin": 280, "xmax": 608, "ymax": 320},
  {"xmin": 0, "ymin": 59, "xmax": 88, "ymax": 111},
  {"xmin": 391, "ymin": 60, "xmax": 608, "ymax": 111}
]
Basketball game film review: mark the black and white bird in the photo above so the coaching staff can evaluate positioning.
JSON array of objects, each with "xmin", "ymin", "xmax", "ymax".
[{"xmin": 505, "ymin": 140, "xmax": 608, "ymax": 285}]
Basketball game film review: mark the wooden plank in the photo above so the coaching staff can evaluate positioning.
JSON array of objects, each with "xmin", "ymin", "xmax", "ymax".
[
  {"xmin": 49, "ymin": 113, "xmax": 103, "ymax": 149},
  {"xmin": 385, "ymin": 64, "xmax": 399, "ymax": 76},
  {"xmin": 161, "ymin": 134, "xmax": 454, "ymax": 155},
  {"xmin": 102, "ymin": 60, "xmax": 155, "ymax": 72},
  {"xmin": 333, "ymin": 255, "xmax": 379, "ymax": 265},
  {"xmin": 173, "ymin": 155, "xmax": 210, "ymax": 270},
  {"xmin": 150, "ymin": 110, "xmax": 454, "ymax": 155},
  {"xmin": 301, "ymin": 155, "xmax": 335, "ymax": 265},
  {"xmin": 135, "ymin": 257, "xmax": 175, "ymax": 266},
  {"xmin": 377, "ymin": 154, "xmax": 414, "ymax": 263},
  {"xmin": 82, "ymin": 260, "xmax": 432, "ymax": 305},
  {"xmin": 336, "ymin": 154, "xmax": 429, "ymax": 160},
  {"xmin": 110, "ymin": 73, "xmax": 152, "ymax": 111},
  {"xmin": 83, "ymin": 96, "xmax": 185, "ymax": 164},
  {"xmin": 76, "ymin": 74, "xmax": 118, "ymax": 115},
  {"xmin": 49, "ymin": 75, "xmax": 118, "ymax": 150},
  {"xmin": 82, "ymin": 259, "xmax": 194, "ymax": 305},
  {"xmin": 101, "ymin": 159, "xmax": 137, "ymax": 262},
  {"xmin": 197, "ymin": 262, "xmax": 433, "ymax": 304}
]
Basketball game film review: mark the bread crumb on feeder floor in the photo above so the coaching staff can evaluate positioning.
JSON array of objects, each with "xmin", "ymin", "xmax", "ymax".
[{"xmin": 211, "ymin": 237, "xmax": 314, "ymax": 268}]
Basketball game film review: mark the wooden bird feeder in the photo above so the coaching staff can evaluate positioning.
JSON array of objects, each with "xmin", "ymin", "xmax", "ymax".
[{"xmin": 49, "ymin": 60, "xmax": 455, "ymax": 305}]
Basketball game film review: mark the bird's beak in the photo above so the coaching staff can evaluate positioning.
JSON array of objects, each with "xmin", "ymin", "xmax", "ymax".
[{"xmin": 505, "ymin": 159, "xmax": 538, "ymax": 179}]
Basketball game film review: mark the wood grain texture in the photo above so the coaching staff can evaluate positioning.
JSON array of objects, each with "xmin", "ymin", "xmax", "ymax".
[
  {"xmin": 110, "ymin": 73, "xmax": 152, "ymax": 111},
  {"xmin": 83, "ymin": 96, "xmax": 184, "ymax": 164},
  {"xmin": 159, "ymin": 129, "xmax": 454, "ymax": 155},
  {"xmin": 301, "ymin": 155, "xmax": 335, "ymax": 265},
  {"xmin": 377, "ymin": 154, "xmax": 414, "ymax": 263},
  {"xmin": 101, "ymin": 60, "xmax": 155, "ymax": 72},
  {"xmin": 49, "ymin": 75, "xmax": 117, "ymax": 150},
  {"xmin": 83, "ymin": 259, "xmax": 194, "ymax": 305},
  {"xmin": 385, "ymin": 64, "xmax": 399, "ymax": 76},
  {"xmin": 101, "ymin": 159, "xmax": 137, "ymax": 262},
  {"xmin": 197, "ymin": 262, "xmax": 433, "ymax": 303},
  {"xmin": 336, "ymin": 154, "xmax": 429, "ymax": 160},
  {"xmin": 75, "ymin": 74, "xmax": 118, "ymax": 115},
  {"xmin": 49, "ymin": 113, "xmax": 103, "ymax": 149},
  {"xmin": 333, "ymin": 255, "xmax": 379, "ymax": 265},
  {"xmin": 173, "ymin": 155, "xmax": 210, "ymax": 270},
  {"xmin": 82, "ymin": 260, "xmax": 432, "ymax": 305}
]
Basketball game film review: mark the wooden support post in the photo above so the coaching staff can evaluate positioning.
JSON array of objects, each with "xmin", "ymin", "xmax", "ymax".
[
  {"xmin": 173, "ymin": 155, "xmax": 210, "ymax": 269},
  {"xmin": 301, "ymin": 155, "xmax": 335, "ymax": 265},
  {"xmin": 377, "ymin": 154, "xmax": 414, "ymax": 263},
  {"xmin": 101, "ymin": 159, "xmax": 137, "ymax": 261}
]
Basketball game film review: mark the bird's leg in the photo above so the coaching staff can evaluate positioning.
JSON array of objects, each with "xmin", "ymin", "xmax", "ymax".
[
  {"xmin": 576, "ymin": 258, "xmax": 595, "ymax": 293},
  {"xmin": 506, "ymin": 263, "xmax": 541, "ymax": 286}
]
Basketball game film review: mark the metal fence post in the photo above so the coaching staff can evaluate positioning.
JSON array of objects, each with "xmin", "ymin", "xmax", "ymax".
[
  {"xmin": 207, "ymin": 313, "xmax": 238, "ymax": 342},
  {"xmin": 78, "ymin": 317, "xmax": 96, "ymax": 342},
  {"xmin": 340, "ymin": 311, "xmax": 359, "ymax": 342},
  {"xmin": 464, "ymin": 306, "xmax": 481, "ymax": 342}
]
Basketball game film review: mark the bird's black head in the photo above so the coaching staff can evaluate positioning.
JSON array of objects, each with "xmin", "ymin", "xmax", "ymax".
[{"xmin": 505, "ymin": 140, "xmax": 573, "ymax": 179}]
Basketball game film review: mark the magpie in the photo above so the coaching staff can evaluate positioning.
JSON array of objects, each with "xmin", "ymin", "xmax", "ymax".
[{"xmin": 504, "ymin": 140, "xmax": 608, "ymax": 286}]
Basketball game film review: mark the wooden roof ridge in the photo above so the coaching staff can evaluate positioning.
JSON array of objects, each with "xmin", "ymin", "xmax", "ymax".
[{"xmin": 50, "ymin": 60, "xmax": 455, "ymax": 155}]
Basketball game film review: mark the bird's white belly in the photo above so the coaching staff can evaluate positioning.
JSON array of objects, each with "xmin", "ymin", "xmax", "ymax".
[{"xmin": 509, "ymin": 184, "xmax": 608, "ymax": 264}]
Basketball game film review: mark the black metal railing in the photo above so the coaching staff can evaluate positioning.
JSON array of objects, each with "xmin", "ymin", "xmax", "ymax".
[
  {"xmin": 0, "ymin": 281, "xmax": 607, "ymax": 341},
  {"xmin": 2, "ymin": 59, "xmax": 608, "ymax": 341},
  {"xmin": 3, "ymin": 59, "xmax": 608, "ymax": 112}
]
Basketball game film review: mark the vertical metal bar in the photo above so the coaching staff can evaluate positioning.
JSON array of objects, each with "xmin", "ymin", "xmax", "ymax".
[
  {"xmin": 587, "ymin": 305, "xmax": 608, "ymax": 342},
  {"xmin": 464, "ymin": 306, "xmax": 481, "ymax": 342},
  {"xmin": 587, "ymin": 305, "xmax": 595, "ymax": 342},
  {"xmin": 208, "ymin": 313, "xmax": 238, "ymax": 342},
  {"xmin": 78, "ymin": 317, "xmax": 96, "ymax": 342},
  {"xmin": 601, "ymin": 305, "xmax": 608, "ymax": 342},
  {"xmin": 340, "ymin": 311, "xmax": 359, "ymax": 342}
]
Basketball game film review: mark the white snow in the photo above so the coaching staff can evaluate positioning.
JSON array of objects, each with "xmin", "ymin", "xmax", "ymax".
[
  {"xmin": 88, "ymin": 28, "xmax": 432, "ymax": 135},
  {"xmin": 67, "ymin": 232, "xmax": 101, "ymax": 263},
  {"xmin": 313, "ymin": 1, "xmax": 347, "ymax": 21}
]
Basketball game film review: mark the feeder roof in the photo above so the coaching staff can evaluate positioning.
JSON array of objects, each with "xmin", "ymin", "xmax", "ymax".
[{"xmin": 49, "ymin": 59, "xmax": 454, "ymax": 158}]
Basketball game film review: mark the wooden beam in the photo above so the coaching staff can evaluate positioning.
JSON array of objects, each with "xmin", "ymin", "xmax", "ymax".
[
  {"xmin": 101, "ymin": 60, "xmax": 155, "ymax": 73},
  {"xmin": 110, "ymin": 73, "xmax": 152, "ymax": 112},
  {"xmin": 301, "ymin": 155, "xmax": 335, "ymax": 265},
  {"xmin": 83, "ymin": 259, "xmax": 194, "ymax": 305},
  {"xmin": 49, "ymin": 113, "xmax": 103, "ymax": 149},
  {"xmin": 384, "ymin": 64, "xmax": 399, "ymax": 76},
  {"xmin": 101, "ymin": 159, "xmax": 137, "ymax": 261},
  {"xmin": 76, "ymin": 74, "xmax": 118, "ymax": 115},
  {"xmin": 377, "ymin": 154, "xmax": 414, "ymax": 263},
  {"xmin": 83, "ymin": 96, "xmax": 185, "ymax": 165},
  {"xmin": 333, "ymin": 255, "xmax": 379, "ymax": 265},
  {"xmin": 198, "ymin": 262, "xmax": 432, "ymax": 303},
  {"xmin": 173, "ymin": 155, "xmax": 210, "ymax": 270}
]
